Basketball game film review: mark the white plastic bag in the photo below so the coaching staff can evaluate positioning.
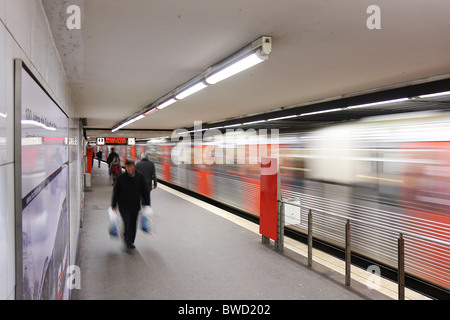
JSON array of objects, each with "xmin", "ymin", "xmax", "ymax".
[
  {"xmin": 108, "ymin": 206, "xmax": 123, "ymax": 239},
  {"xmin": 140, "ymin": 206, "xmax": 154, "ymax": 235}
]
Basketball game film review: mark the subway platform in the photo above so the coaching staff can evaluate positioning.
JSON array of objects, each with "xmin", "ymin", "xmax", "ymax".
[{"xmin": 72, "ymin": 163, "xmax": 396, "ymax": 300}]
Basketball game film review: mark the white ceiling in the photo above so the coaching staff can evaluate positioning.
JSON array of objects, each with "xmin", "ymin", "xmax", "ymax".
[{"xmin": 42, "ymin": 0, "xmax": 450, "ymax": 135}]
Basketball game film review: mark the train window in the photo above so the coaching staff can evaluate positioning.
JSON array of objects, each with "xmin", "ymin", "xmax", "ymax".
[
  {"xmin": 401, "ymin": 143, "xmax": 450, "ymax": 216},
  {"xmin": 380, "ymin": 151, "xmax": 401, "ymax": 175}
]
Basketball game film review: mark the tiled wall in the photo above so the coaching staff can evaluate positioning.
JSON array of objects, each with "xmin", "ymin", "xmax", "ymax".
[{"xmin": 0, "ymin": 0, "xmax": 80, "ymax": 299}]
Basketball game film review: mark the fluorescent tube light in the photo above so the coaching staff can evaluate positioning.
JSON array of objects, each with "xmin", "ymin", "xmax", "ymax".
[
  {"xmin": 268, "ymin": 115, "xmax": 298, "ymax": 121},
  {"xmin": 114, "ymin": 36, "xmax": 271, "ymax": 130},
  {"xmin": 347, "ymin": 98, "xmax": 408, "ymax": 109},
  {"xmin": 205, "ymin": 50, "xmax": 268, "ymax": 85},
  {"xmin": 132, "ymin": 114, "xmax": 145, "ymax": 122},
  {"xmin": 111, "ymin": 114, "xmax": 145, "ymax": 132},
  {"xmin": 144, "ymin": 108, "xmax": 158, "ymax": 116},
  {"xmin": 175, "ymin": 82, "xmax": 208, "ymax": 100},
  {"xmin": 243, "ymin": 120, "xmax": 266, "ymax": 125},
  {"xmin": 157, "ymin": 98, "xmax": 177, "ymax": 110},
  {"xmin": 417, "ymin": 91, "xmax": 450, "ymax": 99},
  {"xmin": 299, "ymin": 108, "xmax": 344, "ymax": 117},
  {"xmin": 224, "ymin": 123, "xmax": 243, "ymax": 128}
]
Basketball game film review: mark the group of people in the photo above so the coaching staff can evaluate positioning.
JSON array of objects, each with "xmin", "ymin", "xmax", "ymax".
[{"xmin": 99, "ymin": 148, "xmax": 158, "ymax": 250}]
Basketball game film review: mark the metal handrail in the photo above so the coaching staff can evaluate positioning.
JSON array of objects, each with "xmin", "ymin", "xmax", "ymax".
[{"xmin": 278, "ymin": 195, "xmax": 450, "ymax": 300}]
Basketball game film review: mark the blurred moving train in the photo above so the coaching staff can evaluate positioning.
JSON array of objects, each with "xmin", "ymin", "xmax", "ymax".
[{"xmin": 97, "ymin": 110, "xmax": 450, "ymax": 294}]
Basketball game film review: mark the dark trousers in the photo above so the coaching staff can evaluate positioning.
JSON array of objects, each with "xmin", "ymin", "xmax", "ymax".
[
  {"xmin": 141, "ymin": 191, "xmax": 152, "ymax": 206},
  {"xmin": 120, "ymin": 210, "xmax": 139, "ymax": 246}
]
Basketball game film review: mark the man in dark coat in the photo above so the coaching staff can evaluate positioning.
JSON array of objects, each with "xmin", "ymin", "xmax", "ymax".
[
  {"xmin": 135, "ymin": 152, "xmax": 157, "ymax": 206},
  {"xmin": 111, "ymin": 159, "xmax": 149, "ymax": 249},
  {"xmin": 107, "ymin": 147, "xmax": 120, "ymax": 168},
  {"xmin": 96, "ymin": 149, "xmax": 103, "ymax": 167}
]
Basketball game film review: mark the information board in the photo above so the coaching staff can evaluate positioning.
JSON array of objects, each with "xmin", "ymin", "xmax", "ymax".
[
  {"xmin": 20, "ymin": 66, "xmax": 70, "ymax": 300},
  {"xmin": 97, "ymin": 137, "xmax": 136, "ymax": 145}
]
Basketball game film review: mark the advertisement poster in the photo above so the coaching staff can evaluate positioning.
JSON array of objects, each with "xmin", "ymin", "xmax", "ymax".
[{"xmin": 20, "ymin": 67, "xmax": 70, "ymax": 300}]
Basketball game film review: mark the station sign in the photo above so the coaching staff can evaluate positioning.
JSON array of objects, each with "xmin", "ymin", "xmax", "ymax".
[
  {"xmin": 97, "ymin": 137, "xmax": 136, "ymax": 145},
  {"xmin": 96, "ymin": 137, "xmax": 105, "ymax": 145}
]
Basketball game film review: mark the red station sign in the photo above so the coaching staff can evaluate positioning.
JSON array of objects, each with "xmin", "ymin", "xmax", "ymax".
[
  {"xmin": 105, "ymin": 137, "xmax": 127, "ymax": 145},
  {"xmin": 97, "ymin": 137, "xmax": 135, "ymax": 145}
]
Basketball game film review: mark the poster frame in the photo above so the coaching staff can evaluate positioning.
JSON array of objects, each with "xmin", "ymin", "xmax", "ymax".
[
  {"xmin": 13, "ymin": 59, "xmax": 70, "ymax": 300},
  {"xmin": 14, "ymin": 59, "xmax": 23, "ymax": 300}
]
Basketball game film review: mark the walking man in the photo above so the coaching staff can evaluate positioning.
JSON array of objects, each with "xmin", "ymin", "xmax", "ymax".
[
  {"xmin": 135, "ymin": 152, "xmax": 157, "ymax": 206},
  {"xmin": 111, "ymin": 159, "xmax": 149, "ymax": 249}
]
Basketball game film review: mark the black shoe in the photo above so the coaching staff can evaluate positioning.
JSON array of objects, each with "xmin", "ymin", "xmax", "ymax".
[{"xmin": 127, "ymin": 244, "xmax": 136, "ymax": 249}]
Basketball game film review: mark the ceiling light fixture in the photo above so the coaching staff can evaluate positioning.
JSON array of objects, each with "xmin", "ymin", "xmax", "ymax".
[
  {"xmin": 243, "ymin": 119, "xmax": 267, "ymax": 125},
  {"xmin": 175, "ymin": 82, "xmax": 208, "ymax": 100},
  {"xmin": 205, "ymin": 50, "xmax": 268, "ymax": 85},
  {"xmin": 156, "ymin": 98, "xmax": 177, "ymax": 110},
  {"xmin": 346, "ymin": 98, "xmax": 409, "ymax": 109},
  {"xmin": 267, "ymin": 115, "xmax": 298, "ymax": 121},
  {"xmin": 299, "ymin": 108, "xmax": 345, "ymax": 117},
  {"xmin": 144, "ymin": 108, "xmax": 158, "ymax": 116},
  {"xmin": 111, "ymin": 114, "xmax": 145, "ymax": 132},
  {"xmin": 416, "ymin": 91, "xmax": 450, "ymax": 99},
  {"xmin": 177, "ymin": 88, "xmax": 450, "ymax": 135},
  {"xmin": 224, "ymin": 123, "xmax": 243, "ymax": 128},
  {"xmin": 111, "ymin": 36, "xmax": 272, "ymax": 132}
]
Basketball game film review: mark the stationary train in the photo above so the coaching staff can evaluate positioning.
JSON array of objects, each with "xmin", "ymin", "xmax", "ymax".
[{"xmin": 98, "ymin": 110, "xmax": 450, "ymax": 294}]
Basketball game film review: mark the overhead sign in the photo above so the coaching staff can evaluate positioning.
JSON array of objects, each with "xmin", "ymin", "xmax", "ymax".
[
  {"xmin": 106, "ymin": 137, "xmax": 127, "ymax": 145},
  {"xmin": 97, "ymin": 137, "xmax": 136, "ymax": 145}
]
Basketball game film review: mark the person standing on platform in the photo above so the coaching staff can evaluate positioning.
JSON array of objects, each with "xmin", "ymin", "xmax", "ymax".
[
  {"xmin": 135, "ymin": 152, "xmax": 157, "ymax": 206},
  {"xmin": 96, "ymin": 149, "xmax": 103, "ymax": 167},
  {"xmin": 111, "ymin": 159, "xmax": 149, "ymax": 249},
  {"xmin": 109, "ymin": 156, "xmax": 122, "ymax": 185},
  {"xmin": 107, "ymin": 147, "xmax": 119, "ymax": 168}
]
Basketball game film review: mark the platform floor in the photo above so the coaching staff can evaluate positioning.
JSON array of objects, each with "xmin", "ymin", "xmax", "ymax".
[{"xmin": 73, "ymin": 163, "xmax": 392, "ymax": 300}]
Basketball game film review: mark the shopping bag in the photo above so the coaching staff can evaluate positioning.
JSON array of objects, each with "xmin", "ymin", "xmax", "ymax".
[
  {"xmin": 140, "ymin": 206, "xmax": 155, "ymax": 235},
  {"xmin": 108, "ymin": 206, "xmax": 123, "ymax": 239}
]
